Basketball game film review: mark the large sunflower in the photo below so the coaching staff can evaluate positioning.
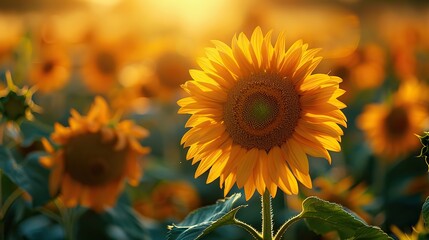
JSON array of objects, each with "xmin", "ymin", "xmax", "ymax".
[
  {"xmin": 40, "ymin": 97, "xmax": 150, "ymax": 211},
  {"xmin": 178, "ymin": 27, "xmax": 347, "ymax": 200}
]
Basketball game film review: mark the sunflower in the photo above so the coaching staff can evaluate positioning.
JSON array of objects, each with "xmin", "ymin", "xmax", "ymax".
[
  {"xmin": 29, "ymin": 46, "xmax": 71, "ymax": 93},
  {"xmin": 0, "ymin": 72, "xmax": 41, "ymax": 143},
  {"xmin": 133, "ymin": 181, "xmax": 200, "ymax": 221},
  {"xmin": 81, "ymin": 40, "xmax": 129, "ymax": 93},
  {"xmin": 328, "ymin": 43, "xmax": 386, "ymax": 103},
  {"xmin": 391, "ymin": 216, "xmax": 427, "ymax": 240},
  {"xmin": 40, "ymin": 97, "xmax": 150, "ymax": 212},
  {"xmin": 178, "ymin": 27, "xmax": 347, "ymax": 200},
  {"xmin": 0, "ymin": 72, "xmax": 40, "ymax": 123},
  {"xmin": 357, "ymin": 81, "xmax": 428, "ymax": 160},
  {"xmin": 139, "ymin": 36, "xmax": 196, "ymax": 101}
]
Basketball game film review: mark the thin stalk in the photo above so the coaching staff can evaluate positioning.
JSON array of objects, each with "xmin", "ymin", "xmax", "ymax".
[
  {"xmin": 0, "ymin": 124, "xmax": 4, "ymax": 145},
  {"xmin": 0, "ymin": 188, "xmax": 24, "ymax": 219},
  {"xmin": 232, "ymin": 218, "xmax": 263, "ymax": 240},
  {"xmin": 273, "ymin": 213, "xmax": 303, "ymax": 240},
  {"xmin": 54, "ymin": 199, "xmax": 75, "ymax": 240},
  {"xmin": 38, "ymin": 207, "xmax": 62, "ymax": 223},
  {"xmin": 262, "ymin": 191, "xmax": 273, "ymax": 240}
]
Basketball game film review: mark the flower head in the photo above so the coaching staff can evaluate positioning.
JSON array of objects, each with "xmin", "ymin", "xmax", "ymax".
[
  {"xmin": 391, "ymin": 217, "xmax": 427, "ymax": 240},
  {"xmin": 40, "ymin": 97, "xmax": 150, "ymax": 212},
  {"xmin": 357, "ymin": 80, "xmax": 428, "ymax": 160},
  {"xmin": 0, "ymin": 72, "xmax": 40, "ymax": 124},
  {"xmin": 133, "ymin": 181, "xmax": 200, "ymax": 221},
  {"xmin": 178, "ymin": 27, "xmax": 347, "ymax": 200},
  {"xmin": 29, "ymin": 46, "xmax": 71, "ymax": 93}
]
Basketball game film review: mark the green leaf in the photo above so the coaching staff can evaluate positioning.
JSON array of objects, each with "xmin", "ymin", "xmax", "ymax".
[
  {"xmin": 422, "ymin": 196, "xmax": 429, "ymax": 229},
  {"xmin": 0, "ymin": 146, "xmax": 51, "ymax": 207},
  {"xmin": 167, "ymin": 193, "xmax": 245, "ymax": 240},
  {"xmin": 301, "ymin": 196, "xmax": 392, "ymax": 239}
]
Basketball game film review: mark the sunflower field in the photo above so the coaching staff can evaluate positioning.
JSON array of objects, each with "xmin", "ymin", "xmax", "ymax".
[{"xmin": 1, "ymin": 0, "xmax": 429, "ymax": 240}]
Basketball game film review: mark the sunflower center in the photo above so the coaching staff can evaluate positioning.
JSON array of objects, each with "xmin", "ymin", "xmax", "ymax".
[
  {"xmin": 0, "ymin": 92, "xmax": 28, "ymax": 122},
  {"xmin": 243, "ymin": 93, "xmax": 279, "ymax": 130},
  {"xmin": 385, "ymin": 106, "xmax": 409, "ymax": 138},
  {"xmin": 224, "ymin": 73, "xmax": 301, "ymax": 151},
  {"xmin": 43, "ymin": 60, "xmax": 55, "ymax": 73},
  {"xmin": 96, "ymin": 51, "xmax": 117, "ymax": 75},
  {"xmin": 63, "ymin": 132, "xmax": 127, "ymax": 186}
]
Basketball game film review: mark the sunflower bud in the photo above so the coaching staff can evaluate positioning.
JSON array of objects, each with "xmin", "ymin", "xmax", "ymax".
[{"xmin": 417, "ymin": 131, "xmax": 429, "ymax": 170}]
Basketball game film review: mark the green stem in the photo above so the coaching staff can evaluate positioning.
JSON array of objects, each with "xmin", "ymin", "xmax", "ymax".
[
  {"xmin": 262, "ymin": 191, "xmax": 273, "ymax": 240},
  {"xmin": 31, "ymin": 119, "xmax": 54, "ymax": 133},
  {"xmin": 54, "ymin": 199, "xmax": 75, "ymax": 240},
  {"xmin": 0, "ymin": 124, "xmax": 4, "ymax": 145},
  {"xmin": 0, "ymin": 188, "xmax": 24, "ymax": 219},
  {"xmin": 273, "ymin": 213, "xmax": 303, "ymax": 240},
  {"xmin": 38, "ymin": 207, "xmax": 62, "ymax": 223},
  {"xmin": 232, "ymin": 219, "xmax": 263, "ymax": 240}
]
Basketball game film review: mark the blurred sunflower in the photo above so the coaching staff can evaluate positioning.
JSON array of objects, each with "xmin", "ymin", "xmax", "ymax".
[
  {"xmin": 395, "ymin": 78, "xmax": 429, "ymax": 110},
  {"xmin": 112, "ymin": 38, "xmax": 195, "ymax": 113},
  {"xmin": 153, "ymin": 51, "xmax": 192, "ymax": 98},
  {"xmin": 377, "ymin": 9, "xmax": 427, "ymax": 80},
  {"xmin": 328, "ymin": 43, "xmax": 385, "ymax": 102},
  {"xmin": 178, "ymin": 27, "xmax": 347, "ymax": 200},
  {"xmin": 111, "ymin": 63, "xmax": 153, "ymax": 114},
  {"xmin": 141, "ymin": 37, "xmax": 196, "ymax": 101},
  {"xmin": 287, "ymin": 176, "xmax": 373, "ymax": 223},
  {"xmin": 81, "ymin": 40, "xmax": 129, "ymax": 93},
  {"xmin": 0, "ymin": 14, "xmax": 23, "ymax": 63},
  {"xmin": 391, "ymin": 216, "xmax": 427, "ymax": 240},
  {"xmin": 0, "ymin": 72, "xmax": 40, "ymax": 142},
  {"xmin": 29, "ymin": 46, "xmax": 71, "ymax": 93},
  {"xmin": 40, "ymin": 97, "xmax": 150, "ymax": 212},
  {"xmin": 116, "ymin": 50, "xmax": 193, "ymax": 105},
  {"xmin": 357, "ymin": 81, "xmax": 428, "ymax": 160},
  {"xmin": 133, "ymin": 181, "xmax": 200, "ymax": 221}
]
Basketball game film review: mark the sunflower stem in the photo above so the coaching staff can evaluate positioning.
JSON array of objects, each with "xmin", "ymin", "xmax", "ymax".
[
  {"xmin": 54, "ymin": 199, "xmax": 76, "ymax": 240},
  {"xmin": 0, "ymin": 188, "xmax": 24, "ymax": 219},
  {"xmin": 0, "ymin": 124, "xmax": 4, "ymax": 145},
  {"xmin": 273, "ymin": 213, "xmax": 303, "ymax": 240},
  {"xmin": 262, "ymin": 191, "xmax": 273, "ymax": 240}
]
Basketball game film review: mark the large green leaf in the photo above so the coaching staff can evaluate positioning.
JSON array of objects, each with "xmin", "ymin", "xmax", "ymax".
[
  {"xmin": 167, "ymin": 193, "xmax": 246, "ymax": 240},
  {"xmin": 0, "ymin": 146, "xmax": 51, "ymax": 207},
  {"xmin": 302, "ymin": 196, "xmax": 391, "ymax": 240}
]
